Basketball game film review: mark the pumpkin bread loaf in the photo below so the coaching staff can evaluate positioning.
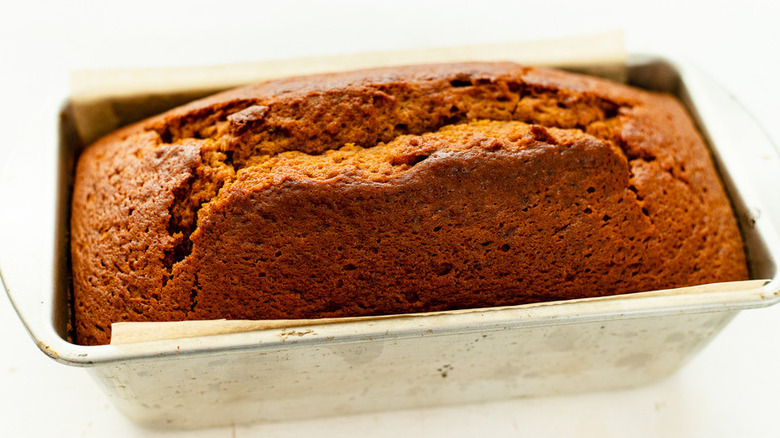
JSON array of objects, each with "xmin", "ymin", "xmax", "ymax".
[{"xmin": 71, "ymin": 63, "xmax": 748, "ymax": 345}]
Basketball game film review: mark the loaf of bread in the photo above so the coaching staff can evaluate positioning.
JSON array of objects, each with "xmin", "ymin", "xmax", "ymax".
[{"xmin": 71, "ymin": 62, "xmax": 748, "ymax": 345}]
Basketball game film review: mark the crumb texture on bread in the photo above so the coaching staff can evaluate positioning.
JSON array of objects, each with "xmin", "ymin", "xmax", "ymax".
[{"xmin": 71, "ymin": 63, "xmax": 748, "ymax": 345}]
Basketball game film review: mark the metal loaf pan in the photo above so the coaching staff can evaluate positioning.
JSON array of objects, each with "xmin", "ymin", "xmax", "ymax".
[{"xmin": 2, "ymin": 54, "xmax": 779, "ymax": 429}]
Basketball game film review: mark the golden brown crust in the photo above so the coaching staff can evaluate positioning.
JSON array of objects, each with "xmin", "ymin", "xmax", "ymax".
[{"xmin": 71, "ymin": 62, "xmax": 748, "ymax": 345}]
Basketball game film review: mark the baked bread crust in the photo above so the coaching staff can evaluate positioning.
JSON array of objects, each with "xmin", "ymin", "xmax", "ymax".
[{"xmin": 71, "ymin": 62, "xmax": 748, "ymax": 345}]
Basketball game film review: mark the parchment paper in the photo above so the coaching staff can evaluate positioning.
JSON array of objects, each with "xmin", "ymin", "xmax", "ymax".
[{"xmin": 110, "ymin": 280, "xmax": 769, "ymax": 344}]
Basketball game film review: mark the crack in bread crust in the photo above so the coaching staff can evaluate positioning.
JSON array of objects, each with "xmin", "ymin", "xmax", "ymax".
[{"xmin": 160, "ymin": 75, "xmax": 633, "ymax": 274}]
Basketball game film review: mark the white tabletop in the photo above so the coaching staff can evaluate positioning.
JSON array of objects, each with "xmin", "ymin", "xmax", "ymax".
[{"xmin": 2, "ymin": 1, "xmax": 779, "ymax": 436}]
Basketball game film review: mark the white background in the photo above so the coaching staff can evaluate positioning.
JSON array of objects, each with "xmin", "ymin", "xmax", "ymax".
[{"xmin": 1, "ymin": 1, "xmax": 779, "ymax": 436}]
